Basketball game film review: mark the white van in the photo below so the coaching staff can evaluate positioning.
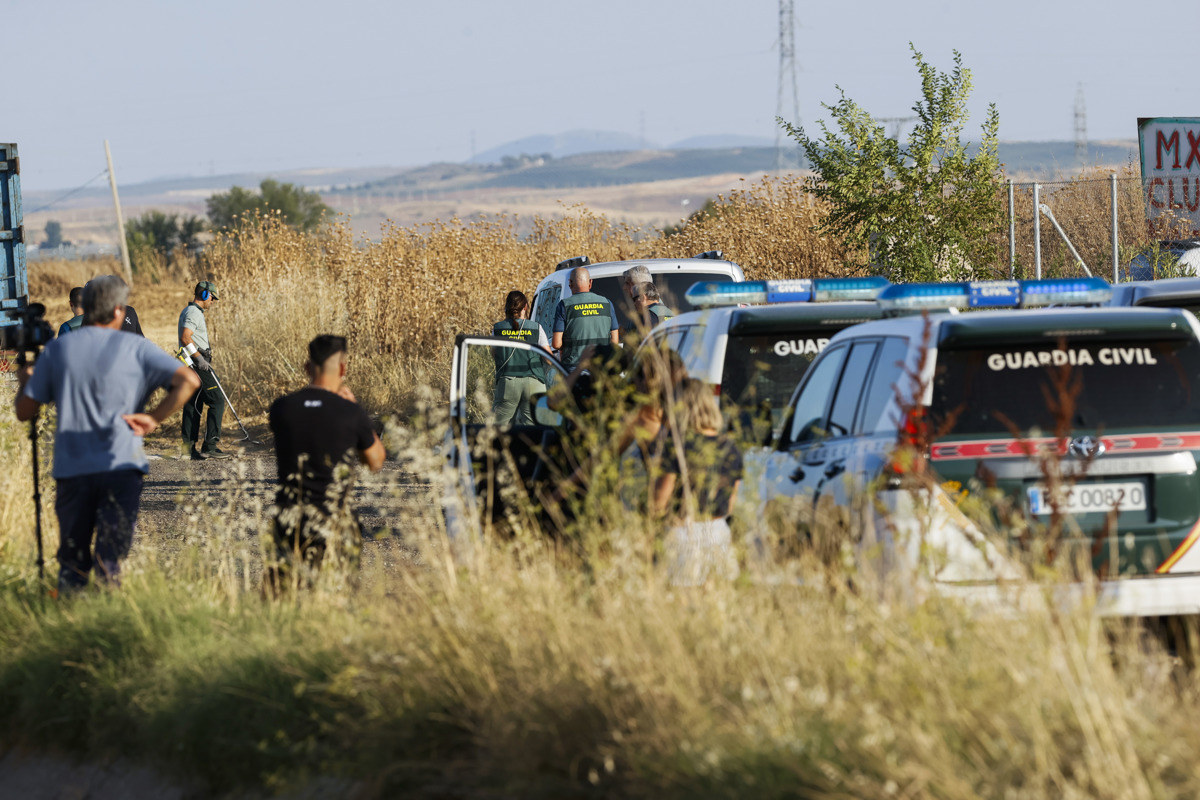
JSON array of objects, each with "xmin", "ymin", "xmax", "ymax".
[{"xmin": 527, "ymin": 252, "xmax": 745, "ymax": 339}]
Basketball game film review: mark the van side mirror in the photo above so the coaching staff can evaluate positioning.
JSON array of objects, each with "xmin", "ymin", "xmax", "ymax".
[{"xmin": 533, "ymin": 395, "xmax": 563, "ymax": 427}]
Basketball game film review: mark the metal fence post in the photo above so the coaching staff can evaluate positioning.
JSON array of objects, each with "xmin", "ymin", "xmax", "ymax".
[
  {"xmin": 1033, "ymin": 183, "xmax": 1042, "ymax": 279},
  {"xmin": 1110, "ymin": 172, "xmax": 1119, "ymax": 282},
  {"xmin": 1008, "ymin": 178, "xmax": 1016, "ymax": 278}
]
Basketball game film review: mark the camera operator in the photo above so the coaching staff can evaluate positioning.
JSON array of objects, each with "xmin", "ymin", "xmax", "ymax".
[{"xmin": 15, "ymin": 275, "xmax": 200, "ymax": 592}]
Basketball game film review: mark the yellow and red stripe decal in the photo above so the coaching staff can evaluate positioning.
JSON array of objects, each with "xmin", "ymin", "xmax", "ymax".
[
  {"xmin": 1157, "ymin": 518, "xmax": 1200, "ymax": 574},
  {"xmin": 931, "ymin": 433, "xmax": 1200, "ymax": 462}
]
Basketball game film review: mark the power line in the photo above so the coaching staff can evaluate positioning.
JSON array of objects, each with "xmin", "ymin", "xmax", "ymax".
[
  {"xmin": 27, "ymin": 168, "xmax": 109, "ymax": 214},
  {"xmin": 1074, "ymin": 83, "xmax": 1088, "ymax": 165}
]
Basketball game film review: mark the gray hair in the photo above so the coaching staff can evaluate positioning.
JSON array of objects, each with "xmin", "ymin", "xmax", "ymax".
[
  {"xmin": 631, "ymin": 281, "xmax": 661, "ymax": 302},
  {"xmin": 82, "ymin": 275, "xmax": 130, "ymax": 326},
  {"xmin": 623, "ymin": 264, "xmax": 652, "ymax": 286}
]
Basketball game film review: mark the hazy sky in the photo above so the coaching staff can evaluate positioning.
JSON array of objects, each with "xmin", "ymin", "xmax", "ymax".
[{"xmin": 10, "ymin": 0, "xmax": 1198, "ymax": 190}]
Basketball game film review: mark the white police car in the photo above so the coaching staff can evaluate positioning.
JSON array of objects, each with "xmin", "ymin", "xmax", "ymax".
[
  {"xmin": 638, "ymin": 277, "xmax": 890, "ymax": 439},
  {"xmin": 1108, "ymin": 276, "xmax": 1200, "ymax": 317},
  {"xmin": 748, "ymin": 277, "xmax": 1200, "ymax": 615}
]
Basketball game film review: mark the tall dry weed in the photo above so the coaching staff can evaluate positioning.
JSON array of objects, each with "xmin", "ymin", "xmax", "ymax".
[{"xmin": 202, "ymin": 176, "xmax": 862, "ymax": 415}]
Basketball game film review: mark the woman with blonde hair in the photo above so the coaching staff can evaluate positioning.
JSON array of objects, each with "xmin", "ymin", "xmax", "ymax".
[{"xmin": 653, "ymin": 378, "xmax": 744, "ymax": 585}]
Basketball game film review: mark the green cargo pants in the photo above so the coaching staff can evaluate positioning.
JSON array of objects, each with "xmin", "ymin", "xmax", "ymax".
[{"xmin": 493, "ymin": 375, "xmax": 546, "ymax": 427}]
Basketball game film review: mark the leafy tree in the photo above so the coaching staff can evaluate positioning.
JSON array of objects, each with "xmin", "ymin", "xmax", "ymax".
[
  {"xmin": 125, "ymin": 211, "xmax": 205, "ymax": 277},
  {"xmin": 43, "ymin": 220, "xmax": 64, "ymax": 249},
  {"xmin": 781, "ymin": 46, "xmax": 1003, "ymax": 282},
  {"xmin": 206, "ymin": 179, "xmax": 331, "ymax": 232}
]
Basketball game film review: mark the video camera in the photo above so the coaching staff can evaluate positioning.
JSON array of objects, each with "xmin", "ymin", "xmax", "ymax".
[{"xmin": 1, "ymin": 302, "xmax": 55, "ymax": 363}]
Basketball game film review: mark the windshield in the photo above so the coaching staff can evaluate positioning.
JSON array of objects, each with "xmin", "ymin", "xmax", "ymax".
[
  {"xmin": 932, "ymin": 339, "xmax": 1200, "ymax": 436},
  {"xmin": 590, "ymin": 272, "xmax": 733, "ymax": 332},
  {"xmin": 720, "ymin": 331, "xmax": 830, "ymax": 427}
]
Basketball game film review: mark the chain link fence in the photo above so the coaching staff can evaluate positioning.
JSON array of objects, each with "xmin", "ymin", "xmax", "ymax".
[{"xmin": 1001, "ymin": 171, "xmax": 1197, "ymax": 282}]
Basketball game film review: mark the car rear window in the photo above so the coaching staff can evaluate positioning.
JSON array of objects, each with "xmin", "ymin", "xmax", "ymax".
[
  {"xmin": 720, "ymin": 331, "xmax": 832, "ymax": 427},
  {"xmin": 590, "ymin": 272, "xmax": 733, "ymax": 331},
  {"xmin": 1138, "ymin": 298, "xmax": 1200, "ymax": 318},
  {"xmin": 931, "ymin": 339, "xmax": 1200, "ymax": 435}
]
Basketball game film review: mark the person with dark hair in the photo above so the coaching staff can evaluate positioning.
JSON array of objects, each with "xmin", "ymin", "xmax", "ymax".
[
  {"xmin": 57, "ymin": 286, "xmax": 84, "ymax": 337},
  {"xmin": 267, "ymin": 334, "xmax": 386, "ymax": 590},
  {"xmin": 492, "ymin": 290, "xmax": 550, "ymax": 426},
  {"xmin": 15, "ymin": 274, "xmax": 200, "ymax": 592},
  {"xmin": 178, "ymin": 280, "xmax": 227, "ymax": 460}
]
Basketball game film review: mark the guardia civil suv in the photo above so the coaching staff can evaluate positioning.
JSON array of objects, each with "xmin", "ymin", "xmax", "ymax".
[
  {"xmin": 639, "ymin": 277, "xmax": 890, "ymax": 439},
  {"xmin": 753, "ymin": 277, "xmax": 1200, "ymax": 616}
]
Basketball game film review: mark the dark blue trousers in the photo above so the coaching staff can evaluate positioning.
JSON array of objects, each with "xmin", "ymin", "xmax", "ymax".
[{"xmin": 54, "ymin": 469, "xmax": 144, "ymax": 591}]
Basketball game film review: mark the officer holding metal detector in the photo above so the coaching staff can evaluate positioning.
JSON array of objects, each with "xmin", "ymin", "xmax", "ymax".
[{"xmin": 178, "ymin": 280, "xmax": 229, "ymax": 460}]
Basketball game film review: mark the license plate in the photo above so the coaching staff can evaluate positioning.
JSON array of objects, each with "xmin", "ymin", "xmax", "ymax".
[{"xmin": 1027, "ymin": 482, "xmax": 1146, "ymax": 515}]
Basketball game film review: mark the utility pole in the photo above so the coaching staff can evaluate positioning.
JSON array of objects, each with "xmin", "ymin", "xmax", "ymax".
[
  {"xmin": 774, "ymin": 0, "xmax": 800, "ymax": 172},
  {"xmin": 877, "ymin": 116, "xmax": 917, "ymax": 141},
  {"xmin": 1074, "ymin": 83, "xmax": 1088, "ymax": 166},
  {"xmin": 104, "ymin": 140, "xmax": 133, "ymax": 284}
]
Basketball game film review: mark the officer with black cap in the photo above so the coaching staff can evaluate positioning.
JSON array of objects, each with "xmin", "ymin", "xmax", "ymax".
[{"xmin": 178, "ymin": 280, "xmax": 229, "ymax": 460}]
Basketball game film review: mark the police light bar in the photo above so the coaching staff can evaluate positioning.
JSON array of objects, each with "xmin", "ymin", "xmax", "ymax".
[
  {"xmin": 876, "ymin": 277, "xmax": 1112, "ymax": 311},
  {"xmin": 686, "ymin": 276, "xmax": 890, "ymax": 308}
]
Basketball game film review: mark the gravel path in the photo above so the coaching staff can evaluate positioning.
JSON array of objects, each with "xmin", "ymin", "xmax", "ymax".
[{"xmin": 135, "ymin": 423, "xmax": 433, "ymax": 579}]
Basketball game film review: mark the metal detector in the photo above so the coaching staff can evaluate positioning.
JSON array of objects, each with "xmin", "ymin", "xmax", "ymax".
[{"xmin": 208, "ymin": 366, "xmax": 261, "ymax": 444}]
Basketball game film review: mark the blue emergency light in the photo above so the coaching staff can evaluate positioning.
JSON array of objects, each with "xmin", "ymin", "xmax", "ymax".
[
  {"xmin": 876, "ymin": 277, "xmax": 1112, "ymax": 311},
  {"xmin": 686, "ymin": 276, "xmax": 890, "ymax": 308}
]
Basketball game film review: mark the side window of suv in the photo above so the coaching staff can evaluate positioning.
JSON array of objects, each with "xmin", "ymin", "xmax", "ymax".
[
  {"xmin": 786, "ymin": 345, "xmax": 847, "ymax": 445},
  {"xmin": 826, "ymin": 341, "xmax": 878, "ymax": 438},
  {"xmin": 534, "ymin": 285, "xmax": 561, "ymax": 340},
  {"xmin": 859, "ymin": 336, "xmax": 910, "ymax": 433}
]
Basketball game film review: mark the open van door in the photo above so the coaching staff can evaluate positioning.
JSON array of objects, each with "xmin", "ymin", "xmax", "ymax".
[{"xmin": 445, "ymin": 334, "xmax": 573, "ymax": 546}]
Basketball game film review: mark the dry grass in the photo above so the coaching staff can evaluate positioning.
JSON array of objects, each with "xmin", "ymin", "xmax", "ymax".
[
  {"xmin": 0, "ymin": 404, "xmax": 1197, "ymax": 798},
  {"xmin": 200, "ymin": 176, "xmax": 859, "ymax": 415}
]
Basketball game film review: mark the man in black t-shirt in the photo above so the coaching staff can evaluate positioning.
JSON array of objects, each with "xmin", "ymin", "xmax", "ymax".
[{"xmin": 267, "ymin": 335, "xmax": 385, "ymax": 590}]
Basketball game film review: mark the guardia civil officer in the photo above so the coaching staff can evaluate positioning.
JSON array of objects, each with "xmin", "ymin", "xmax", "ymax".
[
  {"xmin": 631, "ymin": 281, "xmax": 675, "ymax": 328},
  {"xmin": 622, "ymin": 264, "xmax": 652, "ymax": 304},
  {"xmin": 178, "ymin": 280, "xmax": 229, "ymax": 460},
  {"xmin": 551, "ymin": 266, "xmax": 619, "ymax": 372},
  {"xmin": 492, "ymin": 290, "xmax": 549, "ymax": 426}
]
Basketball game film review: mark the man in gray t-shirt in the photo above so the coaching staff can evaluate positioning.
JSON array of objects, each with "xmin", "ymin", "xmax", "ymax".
[
  {"xmin": 178, "ymin": 280, "xmax": 228, "ymax": 460},
  {"xmin": 16, "ymin": 275, "xmax": 200, "ymax": 591}
]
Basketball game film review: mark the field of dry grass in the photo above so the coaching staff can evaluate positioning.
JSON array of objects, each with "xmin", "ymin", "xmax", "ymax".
[{"xmin": 5, "ymin": 169, "xmax": 1200, "ymax": 797}]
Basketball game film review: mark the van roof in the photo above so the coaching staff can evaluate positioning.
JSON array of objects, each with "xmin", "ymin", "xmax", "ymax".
[
  {"xmin": 539, "ymin": 257, "xmax": 741, "ymax": 283},
  {"xmin": 827, "ymin": 306, "xmax": 1198, "ymax": 349}
]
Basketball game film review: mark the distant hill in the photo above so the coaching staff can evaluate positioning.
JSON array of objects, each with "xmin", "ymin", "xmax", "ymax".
[
  {"xmin": 670, "ymin": 134, "xmax": 774, "ymax": 149},
  {"xmin": 997, "ymin": 140, "xmax": 1138, "ymax": 176},
  {"xmin": 470, "ymin": 130, "xmax": 650, "ymax": 164},
  {"xmin": 23, "ymin": 138, "xmax": 1142, "ymax": 214}
]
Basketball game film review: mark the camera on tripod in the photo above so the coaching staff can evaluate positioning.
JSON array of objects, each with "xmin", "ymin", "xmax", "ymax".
[{"xmin": 1, "ymin": 302, "xmax": 56, "ymax": 363}]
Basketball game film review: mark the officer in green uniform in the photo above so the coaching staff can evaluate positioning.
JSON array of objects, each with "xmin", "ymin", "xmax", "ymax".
[
  {"xmin": 492, "ymin": 290, "xmax": 549, "ymax": 426},
  {"xmin": 632, "ymin": 281, "xmax": 675, "ymax": 327},
  {"xmin": 551, "ymin": 267, "xmax": 620, "ymax": 372}
]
